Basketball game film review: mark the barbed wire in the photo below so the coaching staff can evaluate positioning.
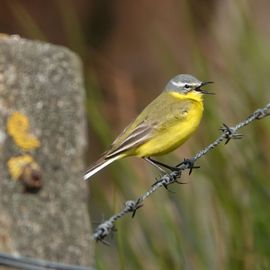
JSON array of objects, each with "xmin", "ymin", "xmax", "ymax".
[
  {"xmin": 92, "ymin": 102, "xmax": 270, "ymax": 243},
  {"xmin": 0, "ymin": 251, "xmax": 95, "ymax": 270}
]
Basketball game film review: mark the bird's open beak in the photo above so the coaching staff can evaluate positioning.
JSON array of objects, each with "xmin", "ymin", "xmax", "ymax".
[{"xmin": 196, "ymin": 81, "xmax": 214, "ymax": 95}]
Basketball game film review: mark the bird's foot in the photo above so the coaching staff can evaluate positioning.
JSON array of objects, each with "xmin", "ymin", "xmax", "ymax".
[
  {"xmin": 151, "ymin": 170, "xmax": 185, "ymax": 192},
  {"xmin": 176, "ymin": 158, "xmax": 200, "ymax": 175}
]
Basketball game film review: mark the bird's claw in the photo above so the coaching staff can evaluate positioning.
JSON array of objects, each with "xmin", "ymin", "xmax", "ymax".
[{"xmin": 177, "ymin": 158, "xmax": 200, "ymax": 175}]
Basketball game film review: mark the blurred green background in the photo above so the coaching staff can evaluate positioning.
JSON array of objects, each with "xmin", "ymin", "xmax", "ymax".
[{"xmin": 1, "ymin": 0, "xmax": 270, "ymax": 269}]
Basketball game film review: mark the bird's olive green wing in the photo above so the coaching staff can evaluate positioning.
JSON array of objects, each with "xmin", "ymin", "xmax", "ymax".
[
  {"xmin": 105, "ymin": 121, "xmax": 154, "ymax": 158},
  {"xmin": 105, "ymin": 93, "xmax": 193, "ymax": 158}
]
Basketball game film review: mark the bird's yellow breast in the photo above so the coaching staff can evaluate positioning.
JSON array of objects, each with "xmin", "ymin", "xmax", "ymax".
[{"xmin": 134, "ymin": 91, "xmax": 204, "ymax": 157}]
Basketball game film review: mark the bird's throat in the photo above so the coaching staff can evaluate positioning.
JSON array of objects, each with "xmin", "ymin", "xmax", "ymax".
[{"xmin": 169, "ymin": 91, "xmax": 203, "ymax": 102}]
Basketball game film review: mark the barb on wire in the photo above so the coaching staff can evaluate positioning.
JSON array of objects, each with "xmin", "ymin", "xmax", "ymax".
[{"xmin": 92, "ymin": 102, "xmax": 270, "ymax": 242}]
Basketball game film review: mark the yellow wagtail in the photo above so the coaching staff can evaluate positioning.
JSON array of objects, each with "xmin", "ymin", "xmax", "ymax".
[{"xmin": 84, "ymin": 74, "xmax": 213, "ymax": 180}]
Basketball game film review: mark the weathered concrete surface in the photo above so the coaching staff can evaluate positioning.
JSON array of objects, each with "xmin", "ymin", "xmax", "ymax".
[{"xmin": 0, "ymin": 35, "xmax": 92, "ymax": 266}]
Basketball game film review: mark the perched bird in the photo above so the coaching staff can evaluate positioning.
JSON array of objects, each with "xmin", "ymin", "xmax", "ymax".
[{"xmin": 84, "ymin": 74, "xmax": 213, "ymax": 180}]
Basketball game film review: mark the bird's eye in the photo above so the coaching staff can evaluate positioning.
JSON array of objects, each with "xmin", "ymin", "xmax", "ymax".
[{"xmin": 184, "ymin": 84, "xmax": 190, "ymax": 88}]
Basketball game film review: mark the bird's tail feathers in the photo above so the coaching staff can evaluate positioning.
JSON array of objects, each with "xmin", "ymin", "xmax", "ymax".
[{"xmin": 84, "ymin": 154, "xmax": 122, "ymax": 180}]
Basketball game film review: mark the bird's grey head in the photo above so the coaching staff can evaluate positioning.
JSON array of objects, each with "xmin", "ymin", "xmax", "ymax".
[{"xmin": 164, "ymin": 74, "xmax": 213, "ymax": 94}]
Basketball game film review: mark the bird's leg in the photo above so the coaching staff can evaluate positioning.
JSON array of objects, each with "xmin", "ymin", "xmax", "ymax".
[
  {"xmin": 145, "ymin": 157, "xmax": 199, "ymax": 176},
  {"xmin": 145, "ymin": 157, "xmax": 188, "ymax": 188},
  {"xmin": 144, "ymin": 157, "xmax": 179, "ymax": 172},
  {"xmin": 144, "ymin": 157, "xmax": 167, "ymax": 173}
]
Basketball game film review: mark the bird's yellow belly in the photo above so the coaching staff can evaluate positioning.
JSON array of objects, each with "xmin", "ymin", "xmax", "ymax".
[{"xmin": 134, "ymin": 102, "xmax": 203, "ymax": 157}]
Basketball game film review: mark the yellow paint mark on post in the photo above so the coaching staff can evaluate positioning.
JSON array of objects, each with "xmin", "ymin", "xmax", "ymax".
[
  {"xmin": 12, "ymin": 133, "xmax": 40, "ymax": 151},
  {"xmin": 7, "ymin": 155, "xmax": 35, "ymax": 180},
  {"xmin": 7, "ymin": 112, "xmax": 40, "ymax": 150}
]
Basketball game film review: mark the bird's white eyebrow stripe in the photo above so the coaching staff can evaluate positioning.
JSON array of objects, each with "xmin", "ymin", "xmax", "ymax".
[{"xmin": 171, "ymin": 81, "xmax": 186, "ymax": 87}]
